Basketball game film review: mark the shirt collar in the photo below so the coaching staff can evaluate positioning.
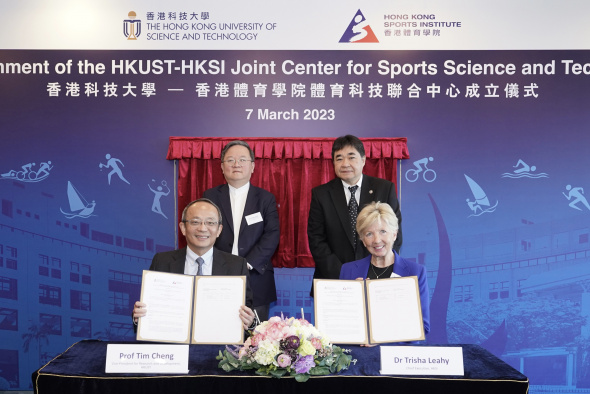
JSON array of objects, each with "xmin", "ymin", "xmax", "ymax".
[
  {"xmin": 229, "ymin": 182, "xmax": 250, "ymax": 195},
  {"xmin": 341, "ymin": 174, "xmax": 363, "ymax": 191},
  {"xmin": 186, "ymin": 246, "xmax": 214, "ymax": 265}
]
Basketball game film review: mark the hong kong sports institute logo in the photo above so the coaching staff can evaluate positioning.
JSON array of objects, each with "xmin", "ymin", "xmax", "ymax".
[
  {"xmin": 123, "ymin": 11, "xmax": 142, "ymax": 40},
  {"xmin": 339, "ymin": 9, "xmax": 379, "ymax": 43}
]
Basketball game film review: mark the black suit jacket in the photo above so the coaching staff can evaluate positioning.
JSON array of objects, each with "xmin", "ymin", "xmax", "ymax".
[
  {"xmin": 307, "ymin": 175, "xmax": 402, "ymax": 291},
  {"xmin": 149, "ymin": 247, "xmax": 253, "ymax": 307},
  {"xmin": 203, "ymin": 184, "xmax": 279, "ymax": 306}
]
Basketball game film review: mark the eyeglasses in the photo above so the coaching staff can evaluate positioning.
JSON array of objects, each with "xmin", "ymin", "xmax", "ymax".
[
  {"xmin": 183, "ymin": 220, "xmax": 219, "ymax": 228},
  {"xmin": 222, "ymin": 158, "xmax": 252, "ymax": 166}
]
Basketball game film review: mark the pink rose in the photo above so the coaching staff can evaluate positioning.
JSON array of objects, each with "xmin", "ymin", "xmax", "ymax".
[
  {"xmin": 277, "ymin": 353, "xmax": 292, "ymax": 368},
  {"xmin": 310, "ymin": 338, "xmax": 322, "ymax": 350},
  {"xmin": 266, "ymin": 323, "xmax": 284, "ymax": 341},
  {"xmin": 268, "ymin": 316, "xmax": 282, "ymax": 324}
]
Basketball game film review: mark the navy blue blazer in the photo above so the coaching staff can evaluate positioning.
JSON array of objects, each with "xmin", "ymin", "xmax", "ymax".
[
  {"xmin": 202, "ymin": 184, "xmax": 280, "ymax": 306},
  {"xmin": 149, "ymin": 247, "xmax": 253, "ymax": 308},
  {"xmin": 339, "ymin": 251, "xmax": 430, "ymax": 335}
]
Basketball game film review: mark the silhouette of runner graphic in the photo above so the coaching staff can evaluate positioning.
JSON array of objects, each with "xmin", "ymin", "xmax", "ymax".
[
  {"xmin": 99, "ymin": 154, "xmax": 130, "ymax": 185},
  {"xmin": 563, "ymin": 184, "xmax": 590, "ymax": 211}
]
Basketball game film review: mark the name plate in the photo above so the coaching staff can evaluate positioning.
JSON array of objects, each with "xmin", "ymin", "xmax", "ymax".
[
  {"xmin": 106, "ymin": 344, "xmax": 189, "ymax": 374},
  {"xmin": 380, "ymin": 346, "xmax": 464, "ymax": 376}
]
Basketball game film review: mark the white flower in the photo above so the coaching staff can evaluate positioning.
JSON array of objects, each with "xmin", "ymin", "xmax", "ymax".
[{"xmin": 254, "ymin": 340, "xmax": 280, "ymax": 366}]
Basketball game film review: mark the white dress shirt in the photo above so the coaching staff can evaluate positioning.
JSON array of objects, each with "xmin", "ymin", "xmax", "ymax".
[
  {"xmin": 342, "ymin": 174, "xmax": 363, "ymax": 205},
  {"xmin": 229, "ymin": 182, "xmax": 250, "ymax": 256},
  {"xmin": 184, "ymin": 246, "xmax": 214, "ymax": 276}
]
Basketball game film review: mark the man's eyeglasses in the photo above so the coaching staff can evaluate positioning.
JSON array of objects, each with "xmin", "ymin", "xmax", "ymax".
[
  {"xmin": 222, "ymin": 158, "xmax": 252, "ymax": 166},
  {"xmin": 183, "ymin": 220, "xmax": 219, "ymax": 227}
]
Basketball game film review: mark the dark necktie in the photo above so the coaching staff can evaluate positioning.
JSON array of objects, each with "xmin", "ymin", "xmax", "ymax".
[
  {"xmin": 196, "ymin": 257, "xmax": 204, "ymax": 276},
  {"xmin": 348, "ymin": 185, "xmax": 359, "ymax": 249}
]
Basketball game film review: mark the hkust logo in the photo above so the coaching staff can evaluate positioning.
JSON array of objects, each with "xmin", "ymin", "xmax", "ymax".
[
  {"xmin": 339, "ymin": 9, "xmax": 379, "ymax": 43},
  {"xmin": 124, "ymin": 11, "xmax": 142, "ymax": 40}
]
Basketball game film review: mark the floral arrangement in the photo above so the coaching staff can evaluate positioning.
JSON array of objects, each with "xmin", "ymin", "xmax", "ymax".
[{"xmin": 217, "ymin": 315, "xmax": 353, "ymax": 382}]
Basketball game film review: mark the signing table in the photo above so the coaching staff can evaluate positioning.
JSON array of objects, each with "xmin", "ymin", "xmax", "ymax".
[{"xmin": 33, "ymin": 340, "xmax": 528, "ymax": 394}]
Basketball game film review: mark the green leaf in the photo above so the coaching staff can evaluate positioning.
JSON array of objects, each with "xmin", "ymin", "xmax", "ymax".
[
  {"xmin": 225, "ymin": 351, "xmax": 238, "ymax": 363},
  {"xmin": 270, "ymin": 369, "xmax": 287, "ymax": 378},
  {"xmin": 295, "ymin": 373, "xmax": 310, "ymax": 382},
  {"xmin": 255, "ymin": 369, "xmax": 267, "ymax": 376},
  {"xmin": 338, "ymin": 354, "xmax": 352, "ymax": 371},
  {"xmin": 309, "ymin": 366, "xmax": 330, "ymax": 376}
]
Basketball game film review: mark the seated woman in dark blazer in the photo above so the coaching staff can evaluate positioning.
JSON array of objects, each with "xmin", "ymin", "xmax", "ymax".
[{"xmin": 339, "ymin": 201, "xmax": 430, "ymax": 335}]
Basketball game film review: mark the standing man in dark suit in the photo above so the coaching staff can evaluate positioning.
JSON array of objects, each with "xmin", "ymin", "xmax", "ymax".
[
  {"xmin": 203, "ymin": 140, "xmax": 280, "ymax": 322},
  {"xmin": 307, "ymin": 135, "xmax": 402, "ymax": 294},
  {"xmin": 133, "ymin": 198, "xmax": 257, "ymax": 329}
]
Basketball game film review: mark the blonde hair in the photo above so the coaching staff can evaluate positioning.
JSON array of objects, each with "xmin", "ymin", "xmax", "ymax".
[{"xmin": 356, "ymin": 201, "xmax": 399, "ymax": 238}]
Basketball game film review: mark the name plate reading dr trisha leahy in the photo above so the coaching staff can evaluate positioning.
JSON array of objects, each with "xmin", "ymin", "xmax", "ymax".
[
  {"xmin": 380, "ymin": 346, "xmax": 464, "ymax": 376},
  {"xmin": 105, "ymin": 344, "xmax": 189, "ymax": 374}
]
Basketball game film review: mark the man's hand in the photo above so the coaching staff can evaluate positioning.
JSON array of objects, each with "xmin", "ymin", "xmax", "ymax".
[
  {"xmin": 133, "ymin": 301, "xmax": 147, "ymax": 324},
  {"xmin": 239, "ymin": 305, "xmax": 256, "ymax": 329}
]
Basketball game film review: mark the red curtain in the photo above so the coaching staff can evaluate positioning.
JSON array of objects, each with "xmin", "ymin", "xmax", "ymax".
[{"xmin": 166, "ymin": 137, "xmax": 409, "ymax": 268}]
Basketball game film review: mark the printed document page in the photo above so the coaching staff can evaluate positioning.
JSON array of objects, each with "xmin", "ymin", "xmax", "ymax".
[
  {"xmin": 192, "ymin": 276, "xmax": 246, "ymax": 344},
  {"xmin": 137, "ymin": 270, "xmax": 194, "ymax": 344},
  {"xmin": 366, "ymin": 276, "xmax": 425, "ymax": 343},
  {"xmin": 314, "ymin": 279, "xmax": 368, "ymax": 344}
]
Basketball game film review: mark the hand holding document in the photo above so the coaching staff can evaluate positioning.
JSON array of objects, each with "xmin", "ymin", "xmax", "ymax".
[
  {"xmin": 137, "ymin": 270, "xmax": 246, "ymax": 344},
  {"xmin": 314, "ymin": 277, "xmax": 425, "ymax": 345}
]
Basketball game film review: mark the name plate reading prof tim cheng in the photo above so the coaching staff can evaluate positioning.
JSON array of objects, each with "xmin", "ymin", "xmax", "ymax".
[
  {"xmin": 105, "ymin": 344, "xmax": 189, "ymax": 374},
  {"xmin": 380, "ymin": 346, "xmax": 464, "ymax": 376}
]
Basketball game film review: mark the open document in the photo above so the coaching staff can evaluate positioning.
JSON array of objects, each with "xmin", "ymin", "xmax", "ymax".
[
  {"xmin": 137, "ymin": 270, "xmax": 246, "ymax": 344},
  {"xmin": 314, "ymin": 277, "xmax": 424, "ymax": 344}
]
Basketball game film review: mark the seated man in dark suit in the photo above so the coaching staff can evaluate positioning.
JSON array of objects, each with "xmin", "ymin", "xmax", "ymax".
[
  {"xmin": 308, "ymin": 135, "xmax": 403, "ymax": 295},
  {"xmin": 133, "ymin": 198, "xmax": 257, "ymax": 329}
]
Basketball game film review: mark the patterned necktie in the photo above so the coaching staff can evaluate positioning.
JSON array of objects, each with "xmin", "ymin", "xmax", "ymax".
[
  {"xmin": 196, "ymin": 257, "xmax": 204, "ymax": 276},
  {"xmin": 348, "ymin": 185, "xmax": 359, "ymax": 249}
]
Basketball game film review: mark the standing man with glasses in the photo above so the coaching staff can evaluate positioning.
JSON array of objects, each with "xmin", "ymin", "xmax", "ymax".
[
  {"xmin": 203, "ymin": 140, "xmax": 280, "ymax": 322},
  {"xmin": 307, "ymin": 135, "xmax": 403, "ymax": 295},
  {"xmin": 133, "ymin": 198, "xmax": 257, "ymax": 329}
]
